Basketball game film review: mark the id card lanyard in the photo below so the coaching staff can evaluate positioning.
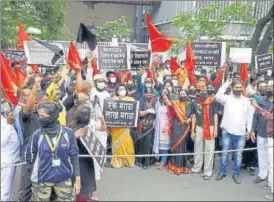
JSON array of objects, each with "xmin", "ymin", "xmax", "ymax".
[{"xmin": 45, "ymin": 127, "xmax": 63, "ymax": 158}]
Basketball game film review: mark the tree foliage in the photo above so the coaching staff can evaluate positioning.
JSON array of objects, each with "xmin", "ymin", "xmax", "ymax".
[
  {"xmin": 93, "ymin": 16, "xmax": 132, "ymax": 42},
  {"xmin": 170, "ymin": 2, "xmax": 257, "ymax": 55},
  {"xmin": 1, "ymin": 0, "xmax": 74, "ymax": 48}
]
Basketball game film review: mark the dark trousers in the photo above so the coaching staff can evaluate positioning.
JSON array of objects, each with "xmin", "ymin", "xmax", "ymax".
[
  {"xmin": 18, "ymin": 164, "xmax": 32, "ymax": 202},
  {"xmin": 242, "ymin": 139, "xmax": 258, "ymax": 168}
]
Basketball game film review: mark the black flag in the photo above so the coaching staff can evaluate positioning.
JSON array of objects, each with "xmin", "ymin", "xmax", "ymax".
[
  {"xmin": 76, "ymin": 23, "xmax": 97, "ymax": 51},
  {"xmin": 35, "ymin": 40, "xmax": 64, "ymax": 65}
]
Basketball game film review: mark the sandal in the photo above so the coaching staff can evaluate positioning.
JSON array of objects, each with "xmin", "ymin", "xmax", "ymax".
[
  {"xmin": 155, "ymin": 162, "xmax": 161, "ymax": 166},
  {"xmin": 157, "ymin": 164, "xmax": 165, "ymax": 170},
  {"xmin": 89, "ymin": 196, "xmax": 100, "ymax": 202}
]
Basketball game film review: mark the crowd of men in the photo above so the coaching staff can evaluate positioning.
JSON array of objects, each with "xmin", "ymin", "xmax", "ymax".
[{"xmin": 1, "ymin": 56, "xmax": 273, "ymax": 201}]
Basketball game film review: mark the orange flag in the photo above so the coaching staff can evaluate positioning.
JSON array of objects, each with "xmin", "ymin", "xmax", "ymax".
[
  {"xmin": 30, "ymin": 64, "xmax": 41, "ymax": 75},
  {"xmin": 14, "ymin": 66, "xmax": 27, "ymax": 86},
  {"xmin": 17, "ymin": 22, "xmax": 31, "ymax": 49},
  {"xmin": 185, "ymin": 42, "xmax": 196, "ymax": 73},
  {"xmin": 146, "ymin": 13, "xmax": 173, "ymax": 52},
  {"xmin": 91, "ymin": 58, "xmax": 99, "ymax": 76},
  {"xmin": 1, "ymin": 52, "xmax": 19, "ymax": 105},
  {"xmin": 169, "ymin": 57, "xmax": 180, "ymax": 74},
  {"xmin": 67, "ymin": 42, "xmax": 83, "ymax": 70},
  {"xmin": 240, "ymin": 63, "xmax": 248, "ymax": 96}
]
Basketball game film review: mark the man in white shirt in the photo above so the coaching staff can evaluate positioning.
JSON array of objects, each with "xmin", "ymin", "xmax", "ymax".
[
  {"xmin": 1, "ymin": 102, "xmax": 20, "ymax": 201},
  {"xmin": 246, "ymin": 75, "xmax": 257, "ymax": 98},
  {"xmin": 215, "ymin": 79, "xmax": 255, "ymax": 184}
]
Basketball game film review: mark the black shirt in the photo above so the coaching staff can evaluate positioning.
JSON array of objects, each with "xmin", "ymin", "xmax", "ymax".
[
  {"xmin": 20, "ymin": 110, "xmax": 41, "ymax": 150},
  {"xmin": 194, "ymin": 100, "xmax": 218, "ymax": 127}
]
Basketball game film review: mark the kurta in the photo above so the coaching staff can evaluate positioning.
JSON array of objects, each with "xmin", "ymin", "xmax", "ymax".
[{"xmin": 1, "ymin": 115, "xmax": 20, "ymax": 201}]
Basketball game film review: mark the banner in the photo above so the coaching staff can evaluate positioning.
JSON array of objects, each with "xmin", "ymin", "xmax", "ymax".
[
  {"xmin": 230, "ymin": 48, "xmax": 252, "ymax": 63},
  {"xmin": 255, "ymin": 53, "xmax": 273, "ymax": 73},
  {"xmin": 191, "ymin": 42, "xmax": 226, "ymax": 67},
  {"xmin": 103, "ymin": 99, "xmax": 139, "ymax": 127},
  {"xmin": 24, "ymin": 41, "xmax": 92, "ymax": 65},
  {"xmin": 3, "ymin": 50, "xmax": 26, "ymax": 67},
  {"xmin": 97, "ymin": 46, "xmax": 128, "ymax": 70},
  {"xmin": 80, "ymin": 122, "xmax": 106, "ymax": 171},
  {"xmin": 130, "ymin": 51, "xmax": 151, "ymax": 71}
]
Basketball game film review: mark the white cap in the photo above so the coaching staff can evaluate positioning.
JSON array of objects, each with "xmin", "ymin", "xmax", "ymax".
[{"xmin": 93, "ymin": 74, "xmax": 106, "ymax": 82}]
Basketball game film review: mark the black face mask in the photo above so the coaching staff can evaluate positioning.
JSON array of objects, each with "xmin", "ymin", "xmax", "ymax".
[
  {"xmin": 127, "ymin": 84, "xmax": 136, "ymax": 91},
  {"xmin": 259, "ymin": 89, "xmax": 266, "ymax": 96},
  {"xmin": 39, "ymin": 115, "xmax": 58, "ymax": 128},
  {"xmin": 207, "ymin": 89, "xmax": 215, "ymax": 96},
  {"xmin": 180, "ymin": 96, "xmax": 188, "ymax": 102},
  {"xmin": 233, "ymin": 89, "xmax": 242, "ymax": 96},
  {"xmin": 189, "ymin": 89, "xmax": 197, "ymax": 95},
  {"xmin": 266, "ymin": 90, "xmax": 273, "ymax": 98},
  {"xmin": 200, "ymin": 92, "xmax": 208, "ymax": 101}
]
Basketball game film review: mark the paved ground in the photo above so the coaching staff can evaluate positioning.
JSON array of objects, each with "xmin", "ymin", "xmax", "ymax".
[{"xmin": 14, "ymin": 158, "xmax": 270, "ymax": 201}]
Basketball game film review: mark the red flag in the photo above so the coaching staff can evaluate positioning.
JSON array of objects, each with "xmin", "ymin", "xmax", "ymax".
[
  {"xmin": 146, "ymin": 13, "xmax": 173, "ymax": 52},
  {"xmin": 240, "ymin": 63, "xmax": 248, "ymax": 96},
  {"xmin": 67, "ymin": 42, "xmax": 83, "ymax": 70},
  {"xmin": 17, "ymin": 22, "xmax": 31, "ymax": 49},
  {"xmin": 169, "ymin": 57, "xmax": 180, "ymax": 74},
  {"xmin": 185, "ymin": 42, "xmax": 196, "ymax": 73},
  {"xmin": 91, "ymin": 58, "xmax": 99, "ymax": 76},
  {"xmin": 147, "ymin": 69, "xmax": 153, "ymax": 79},
  {"xmin": 1, "ymin": 52, "xmax": 18, "ymax": 105},
  {"xmin": 14, "ymin": 66, "xmax": 27, "ymax": 86}
]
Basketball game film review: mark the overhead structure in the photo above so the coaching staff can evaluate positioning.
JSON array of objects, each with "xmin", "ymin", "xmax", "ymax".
[{"xmin": 83, "ymin": 0, "xmax": 161, "ymax": 7}]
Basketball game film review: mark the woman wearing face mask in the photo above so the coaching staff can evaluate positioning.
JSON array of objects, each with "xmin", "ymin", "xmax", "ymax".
[
  {"xmin": 163, "ymin": 89, "xmax": 196, "ymax": 175},
  {"xmin": 154, "ymin": 85, "xmax": 171, "ymax": 170},
  {"xmin": 162, "ymin": 81, "xmax": 178, "ymax": 102},
  {"xmin": 136, "ymin": 87, "xmax": 157, "ymax": 169},
  {"xmin": 127, "ymin": 79, "xmax": 140, "ymax": 101},
  {"xmin": 109, "ymin": 84, "xmax": 135, "ymax": 168},
  {"xmin": 25, "ymin": 102, "xmax": 81, "ymax": 201},
  {"xmin": 69, "ymin": 106, "xmax": 101, "ymax": 202}
]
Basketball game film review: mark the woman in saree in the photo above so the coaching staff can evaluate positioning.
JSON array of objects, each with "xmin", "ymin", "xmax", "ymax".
[
  {"xmin": 163, "ymin": 89, "xmax": 196, "ymax": 175},
  {"xmin": 136, "ymin": 87, "xmax": 157, "ymax": 169},
  {"xmin": 109, "ymin": 84, "xmax": 135, "ymax": 168}
]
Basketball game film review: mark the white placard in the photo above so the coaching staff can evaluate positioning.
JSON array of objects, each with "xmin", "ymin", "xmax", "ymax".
[{"xmin": 229, "ymin": 48, "xmax": 252, "ymax": 63}]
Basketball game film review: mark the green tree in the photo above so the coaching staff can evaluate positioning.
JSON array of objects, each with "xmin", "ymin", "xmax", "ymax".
[
  {"xmin": 1, "ymin": 0, "xmax": 74, "ymax": 48},
  {"xmin": 170, "ymin": 2, "xmax": 257, "ymax": 55},
  {"xmin": 93, "ymin": 16, "xmax": 132, "ymax": 42}
]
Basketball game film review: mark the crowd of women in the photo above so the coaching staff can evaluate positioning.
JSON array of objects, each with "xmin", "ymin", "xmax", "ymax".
[{"xmin": 1, "ymin": 56, "xmax": 273, "ymax": 201}]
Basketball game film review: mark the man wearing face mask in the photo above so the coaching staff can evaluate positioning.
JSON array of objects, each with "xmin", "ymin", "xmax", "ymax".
[
  {"xmin": 254, "ymin": 81, "xmax": 267, "ymax": 102},
  {"xmin": 215, "ymin": 79, "xmax": 255, "ymax": 184},
  {"xmin": 106, "ymin": 71, "xmax": 117, "ymax": 95},
  {"xmin": 1, "ymin": 98, "xmax": 20, "ymax": 201},
  {"xmin": 137, "ymin": 69, "xmax": 160, "ymax": 98},
  {"xmin": 251, "ymin": 80, "xmax": 273, "ymax": 184},
  {"xmin": 191, "ymin": 83, "xmax": 218, "ymax": 180},
  {"xmin": 127, "ymin": 78, "xmax": 140, "ymax": 100}
]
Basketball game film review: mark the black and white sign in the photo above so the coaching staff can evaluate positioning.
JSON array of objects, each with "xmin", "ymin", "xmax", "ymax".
[
  {"xmin": 191, "ymin": 42, "xmax": 225, "ymax": 67},
  {"xmin": 255, "ymin": 53, "xmax": 273, "ymax": 73},
  {"xmin": 130, "ymin": 51, "xmax": 151, "ymax": 71},
  {"xmin": 103, "ymin": 99, "xmax": 139, "ymax": 127},
  {"xmin": 80, "ymin": 122, "xmax": 106, "ymax": 171},
  {"xmin": 24, "ymin": 41, "xmax": 65, "ymax": 65},
  {"xmin": 98, "ymin": 46, "xmax": 128, "ymax": 70}
]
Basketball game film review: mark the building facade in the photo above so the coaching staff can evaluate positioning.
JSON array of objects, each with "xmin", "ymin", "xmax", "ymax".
[{"xmin": 135, "ymin": 1, "xmax": 273, "ymax": 43}]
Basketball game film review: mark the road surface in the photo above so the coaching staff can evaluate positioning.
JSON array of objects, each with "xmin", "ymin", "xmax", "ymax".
[{"xmin": 14, "ymin": 158, "xmax": 270, "ymax": 201}]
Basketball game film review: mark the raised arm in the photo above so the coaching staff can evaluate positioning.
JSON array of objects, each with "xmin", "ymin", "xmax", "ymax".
[{"xmin": 216, "ymin": 80, "xmax": 231, "ymax": 105}]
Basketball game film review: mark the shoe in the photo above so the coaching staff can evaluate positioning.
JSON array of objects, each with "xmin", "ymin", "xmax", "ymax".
[
  {"xmin": 232, "ymin": 175, "xmax": 241, "ymax": 184},
  {"xmin": 254, "ymin": 176, "xmax": 265, "ymax": 184},
  {"xmin": 265, "ymin": 192, "xmax": 274, "ymax": 200},
  {"xmin": 262, "ymin": 184, "xmax": 271, "ymax": 189},
  {"xmin": 203, "ymin": 175, "xmax": 211, "ymax": 180},
  {"xmin": 104, "ymin": 161, "xmax": 111, "ymax": 168},
  {"xmin": 157, "ymin": 164, "xmax": 165, "ymax": 170},
  {"xmin": 249, "ymin": 167, "xmax": 256, "ymax": 176},
  {"xmin": 215, "ymin": 172, "xmax": 226, "ymax": 181}
]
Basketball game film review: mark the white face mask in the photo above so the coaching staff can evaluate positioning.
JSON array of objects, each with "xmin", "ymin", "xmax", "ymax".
[
  {"xmin": 119, "ymin": 90, "xmax": 127, "ymax": 97},
  {"xmin": 172, "ymin": 80, "xmax": 178, "ymax": 87},
  {"xmin": 97, "ymin": 82, "xmax": 105, "ymax": 90},
  {"xmin": 110, "ymin": 77, "xmax": 116, "ymax": 84},
  {"xmin": 145, "ymin": 83, "xmax": 152, "ymax": 88}
]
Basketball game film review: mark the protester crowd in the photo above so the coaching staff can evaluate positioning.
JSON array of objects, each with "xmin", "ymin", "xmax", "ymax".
[{"xmin": 1, "ymin": 52, "xmax": 273, "ymax": 202}]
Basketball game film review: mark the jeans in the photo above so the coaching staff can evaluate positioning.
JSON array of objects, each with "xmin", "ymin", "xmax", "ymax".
[
  {"xmin": 159, "ymin": 150, "xmax": 168, "ymax": 165},
  {"xmin": 219, "ymin": 131, "xmax": 246, "ymax": 176}
]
